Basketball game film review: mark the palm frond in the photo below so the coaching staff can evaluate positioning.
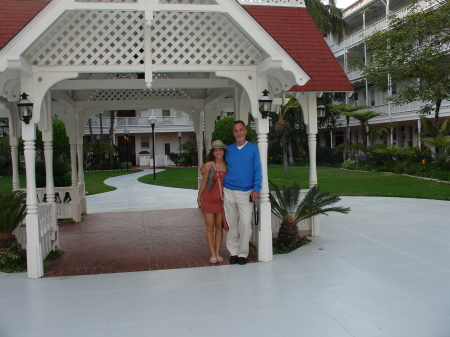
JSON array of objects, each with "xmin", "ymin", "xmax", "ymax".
[
  {"xmin": 293, "ymin": 186, "xmax": 350, "ymax": 224},
  {"xmin": 0, "ymin": 191, "xmax": 27, "ymax": 233},
  {"xmin": 269, "ymin": 180, "xmax": 301, "ymax": 221}
]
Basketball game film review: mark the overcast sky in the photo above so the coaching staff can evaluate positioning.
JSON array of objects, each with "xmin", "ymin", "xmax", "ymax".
[{"xmin": 336, "ymin": 0, "xmax": 357, "ymax": 9}]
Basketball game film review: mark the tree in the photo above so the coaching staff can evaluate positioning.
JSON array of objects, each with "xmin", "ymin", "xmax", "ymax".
[
  {"xmin": 328, "ymin": 103, "xmax": 379, "ymax": 156},
  {"xmin": 275, "ymin": 96, "xmax": 300, "ymax": 179},
  {"xmin": 306, "ymin": 0, "xmax": 349, "ymax": 43},
  {"xmin": 211, "ymin": 116, "xmax": 254, "ymax": 145},
  {"xmin": 36, "ymin": 120, "xmax": 70, "ymax": 161},
  {"xmin": 420, "ymin": 116, "xmax": 450, "ymax": 164},
  {"xmin": 353, "ymin": 1, "xmax": 450, "ymax": 134}
]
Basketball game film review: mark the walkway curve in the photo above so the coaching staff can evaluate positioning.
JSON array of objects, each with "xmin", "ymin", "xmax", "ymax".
[{"xmin": 86, "ymin": 169, "xmax": 198, "ymax": 213}]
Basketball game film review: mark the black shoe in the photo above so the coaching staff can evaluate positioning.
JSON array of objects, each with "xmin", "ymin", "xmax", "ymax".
[
  {"xmin": 229, "ymin": 255, "xmax": 238, "ymax": 264},
  {"xmin": 238, "ymin": 257, "xmax": 247, "ymax": 265}
]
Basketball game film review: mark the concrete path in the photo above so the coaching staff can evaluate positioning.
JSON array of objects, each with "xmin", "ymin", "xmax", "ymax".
[
  {"xmin": 1, "ymin": 169, "xmax": 450, "ymax": 336},
  {"xmin": 86, "ymin": 169, "xmax": 198, "ymax": 213}
]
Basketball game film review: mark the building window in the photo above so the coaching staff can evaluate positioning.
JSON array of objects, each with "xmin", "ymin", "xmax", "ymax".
[
  {"xmin": 162, "ymin": 109, "xmax": 170, "ymax": 117},
  {"xmin": 117, "ymin": 110, "xmax": 136, "ymax": 118},
  {"xmin": 141, "ymin": 136, "xmax": 149, "ymax": 148},
  {"xmin": 392, "ymin": 84, "xmax": 397, "ymax": 94},
  {"xmin": 164, "ymin": 143, "xmax": 170, "ymax": 155}
]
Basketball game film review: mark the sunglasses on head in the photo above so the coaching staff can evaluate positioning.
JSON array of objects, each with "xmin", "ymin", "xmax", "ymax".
[{"xmin": 233, "ymin": 120, "xmax": 246, "ymax": 127}]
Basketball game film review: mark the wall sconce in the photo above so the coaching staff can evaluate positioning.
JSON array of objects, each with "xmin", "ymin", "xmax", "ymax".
[
  {"xmin": 17, "ymin": 92, "xmax": 34, "ymax": 124},
  {"xmin": 258, "ymin": 89, "xmax": 273, "ymax": 119},
  {"xmin": 317, "ymin": 105, "xmax": 326, "ymax": 118}
]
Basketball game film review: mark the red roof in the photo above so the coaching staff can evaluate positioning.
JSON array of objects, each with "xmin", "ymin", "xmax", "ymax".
[
  {"xmin": 0, "ymin": 1, "xmax": 353, "ymax": 93},
  {"xmin": 0, "ymin": 0, "xmax": 49, "ymax": 50},
  {"xmin": 243, "ymin": 5, "xmax": 354, "ymax": 92}
]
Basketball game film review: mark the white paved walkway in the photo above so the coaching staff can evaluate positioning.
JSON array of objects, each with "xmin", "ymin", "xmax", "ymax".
[
  {"xmin": 1, "ymin": 170, "xmax": 450, "ymax": 336},
  {"xmin": 86, "ymin": 169, "xmax": 198, "ymax": 213}
]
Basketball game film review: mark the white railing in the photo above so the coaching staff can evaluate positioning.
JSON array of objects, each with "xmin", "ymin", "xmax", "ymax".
[
  {"xmin": 88, "ymin": 116, "xmax": 193, "ymax": 129},
  {"xmin": 23, "ymin": 185, "xmax": 83, "ymax": 220},
  {"xmin": 346, "ymin": 69, "xmax": 364, "ymax": 81},
  {"xmin": 330, "ymin": 7, "xmax": 411, "ymax": 54},
  {"xmin": 38, "ymin": 203, "xmax": 53, "ymax": 260},
  {"xmin": 16, "ymin": 203, "xmax": 54, "ymax": 260}
]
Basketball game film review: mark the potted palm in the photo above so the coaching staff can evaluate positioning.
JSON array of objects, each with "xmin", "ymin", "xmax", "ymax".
[
  {"xmin": 269, "ymin": 180, "xmax": 350, "ymax": 249},
  {"xmin": 0, "ymin": 190, "xmax": 27, "ymax": 251}
]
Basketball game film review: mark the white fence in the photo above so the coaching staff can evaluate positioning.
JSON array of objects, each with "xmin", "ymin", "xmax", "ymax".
[
  {"xmin": 31, "ymin": 185, "xmax": 83, "ymax": 220},
  {"xmin": 15, "ymin": 203, "xmax": 54, "ymax": 261}
]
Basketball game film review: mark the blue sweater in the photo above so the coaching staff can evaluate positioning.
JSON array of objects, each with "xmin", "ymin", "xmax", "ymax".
[{"xmin": 224, "ymin": 142, "xmax": 262, "ymax": 193}]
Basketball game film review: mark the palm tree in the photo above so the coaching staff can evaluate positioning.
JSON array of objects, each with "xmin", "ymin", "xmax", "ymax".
[
  {"xmin": 269, "ymin": 180, "xmax": 350, "ymax": 248},
  {"xmin": 330, "ymin": 103, "xmax": 385, "ymax": 153},
  {"xmin": 0, "ymin": 190, "xmax": 27, "ymax": 249},
  {"xmin": 328, "ymin": 103, "xmax": 367, "ymax": 159},
  {"xmin": 368, "ymin": 122, "xmax": 396, "ymax": 146},
  {"xmin": 275, "ymin": 95, "xmax": 300, "ymax": 179},
  {"xmin": 306, "ymin": 0, "xmax": 349, "ymax": 43},
  {"xmin": 420, "ymin": 116, "xmax": 450, "ymax": 162}
]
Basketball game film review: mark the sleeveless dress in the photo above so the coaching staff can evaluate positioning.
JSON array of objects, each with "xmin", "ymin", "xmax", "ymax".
[{"xmin": 201, "ymin": 169, "xmax": 226, "ymax": 214}]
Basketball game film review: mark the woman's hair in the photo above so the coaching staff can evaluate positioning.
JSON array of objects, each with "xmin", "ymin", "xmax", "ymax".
[{"xmin": 205, "ymin": 147, "xmax": 226, "ymax": 162}]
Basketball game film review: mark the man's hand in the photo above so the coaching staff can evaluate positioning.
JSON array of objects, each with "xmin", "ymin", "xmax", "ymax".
[{"xmin": 251, "ymin": 191, "xmax": 260, "ymax": 201}]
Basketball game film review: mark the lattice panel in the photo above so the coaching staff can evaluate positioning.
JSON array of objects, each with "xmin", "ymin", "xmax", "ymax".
[
  {"xmin": 24, "ymin": 10, "xmax": 144, "ymax": 66},
  {"xmin": 88, "ymin": 89, "xmax": 191, "ymax": 101},
  {"xmin": 151, "ymin": 11, "xmax": 263, "ymax": 66}
]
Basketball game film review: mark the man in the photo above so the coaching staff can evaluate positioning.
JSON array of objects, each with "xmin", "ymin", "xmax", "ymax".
[{"xmin": 221, "ymin": 120, "xmax": 262, "ymax": 265}]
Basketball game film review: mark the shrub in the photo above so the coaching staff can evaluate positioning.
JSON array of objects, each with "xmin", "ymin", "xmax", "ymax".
[
  {"xmin": 0, "ymin": 241, "xmax": 27, "ymax": 273},
  {"xmin": 0, "ymin": 190, "xmax": 27, "ymax": 234}
]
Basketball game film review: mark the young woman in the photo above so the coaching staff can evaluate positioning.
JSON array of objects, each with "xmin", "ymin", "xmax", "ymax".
[{"xmin": 197, "ymin": 140, "xmax": 228, "ymax": 264}]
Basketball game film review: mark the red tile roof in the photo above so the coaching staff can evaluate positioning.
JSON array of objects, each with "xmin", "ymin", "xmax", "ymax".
[
  {"xmin": 0, "ymin": 1, "xmax": 353, "ymax": 93},
  {"xmin": 242, "ymin": 5, "xmax": 354, "ymax": 92},
  {"xmin": 0, "ymin": 0, "xmax": 49, "ymax": 50}
]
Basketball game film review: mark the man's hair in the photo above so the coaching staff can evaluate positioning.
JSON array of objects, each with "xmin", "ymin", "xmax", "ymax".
[{"xmin": 233, "ymin": 120, "xmax": 246, "ymax": 127}]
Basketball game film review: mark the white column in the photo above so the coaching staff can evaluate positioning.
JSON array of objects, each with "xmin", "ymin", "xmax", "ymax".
[
  {"xmin": 43, "ymin": 138, "xmax": 59, "ymax": 249},
  {"xmin": 23, "ymin": 124, "xmax": 44, "ymax": 279},
  {"xmin": 70, "ymin": 143, "xmax": 77, "ymax": 187},
  {"xmin": 77, "ymin": 143, "xmax": 86, "ymax": 216},
  {"xmin": 10, "ymin": 144, "xmax": 20, "ymax": 190},
  {"xmin": 308, "ymin": 133, "xmax": 318, "ymax": 187},
  {"xmin": 257, "ymin": 131, "xmax": 273, "ymax": 262},
  {"xmin": 253, "ymin": 78, "xmax": 272, "ymax": 263}
]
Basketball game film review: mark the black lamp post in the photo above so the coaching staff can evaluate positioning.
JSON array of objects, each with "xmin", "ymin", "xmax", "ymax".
[
  {"xmin": 258, "ymin": 89, "xmax": 272, "ymax": 119},
  {"xmin": 17, "ymin": 92, "xmax": 34, "ymax": 124},
  {"xmin": 149, "ymin": 115, "xmax": 157, "ymax": 180},
  {"xmin": 177, "ymin": 131, "xmax": 182, "ymax": 166},
  {"xmin": 124, "ymin": 128, "xmax": 129, "ymax": 171}
]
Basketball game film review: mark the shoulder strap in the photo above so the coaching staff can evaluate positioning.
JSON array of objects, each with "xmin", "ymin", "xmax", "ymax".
[{"xmin": 213, "ymin": 162, "xmax": 224, "ymax": 201}]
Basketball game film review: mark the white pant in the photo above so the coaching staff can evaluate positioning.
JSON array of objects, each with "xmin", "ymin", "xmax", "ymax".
[{"xmin": 224, "ymin": 188, "xmax": 253, "ymax": 258}]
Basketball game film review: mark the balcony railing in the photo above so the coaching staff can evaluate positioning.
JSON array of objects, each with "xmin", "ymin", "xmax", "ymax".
[
  {"xmin": 330, "ymin": 7, "xmax": 411, "ymax": 54},
  {"xmin": 87, "ymin": 116, "xmax": 193, "ymax": 129}
]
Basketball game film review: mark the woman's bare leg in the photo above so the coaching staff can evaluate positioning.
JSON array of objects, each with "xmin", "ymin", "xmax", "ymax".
[
  {"xmin": 204, "ymin": 213, "xmax": 217, "ymax": 260},
  {"xmin": 214, "ymin": 213, "xmax": 224, "ymax": 259}
]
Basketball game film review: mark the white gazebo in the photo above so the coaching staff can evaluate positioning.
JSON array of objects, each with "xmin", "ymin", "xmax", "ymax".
[{"xmin": 0, "ymin": 0, "xmax": 353, "ymax": 278}]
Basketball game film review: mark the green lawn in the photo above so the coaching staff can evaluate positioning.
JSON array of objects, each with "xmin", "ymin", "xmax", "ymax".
[
  {"xmin": 138, "ymin": 166, "xmax": 450, "ymax": 201},
  {"xmin": 2, "ymin": 166, "xmax": 449, "ymax": 200},
  {"xmin": 0, "ymin": 169, "xmax": 143, "ymax": 195}
]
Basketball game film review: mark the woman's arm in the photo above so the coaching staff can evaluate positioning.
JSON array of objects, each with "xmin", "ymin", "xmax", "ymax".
[{"xmin": 197, "ymin": 161, "xmax": 213, "ymax": 207}]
